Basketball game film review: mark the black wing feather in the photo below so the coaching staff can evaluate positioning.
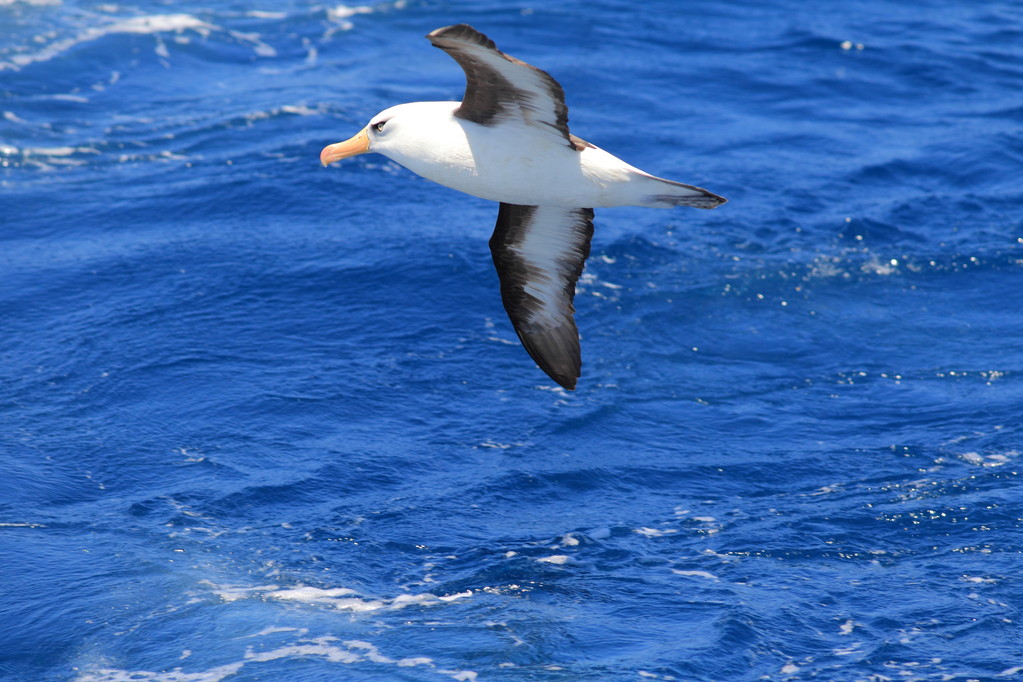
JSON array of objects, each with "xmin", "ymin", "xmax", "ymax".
[
  {"xmin": 427, "ymin": 24, "xmax": 585, "ymax": 150},
  {"xmin": 489, "ymin": 203, "xmax": 595, "ymax": 389}
]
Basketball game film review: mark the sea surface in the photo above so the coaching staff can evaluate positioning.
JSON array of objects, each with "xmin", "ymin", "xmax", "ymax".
[{"xmin": 2, "ymin": 0, "xmax": 1022, "ymax": 680}]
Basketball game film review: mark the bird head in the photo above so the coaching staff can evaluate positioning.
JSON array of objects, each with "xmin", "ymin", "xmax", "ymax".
[
  {"xmin": 319, "ymin": 104, "xmax": 415, "ymax": 167},
  {"xmin": 320, "ymin": 102, "xmax": 469, "ymax": 169}
]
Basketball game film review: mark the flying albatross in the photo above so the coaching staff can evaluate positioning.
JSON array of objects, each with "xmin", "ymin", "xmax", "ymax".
[{"xmin": 321, "ymin": 24, "xmax": 725, "ymax": 390}]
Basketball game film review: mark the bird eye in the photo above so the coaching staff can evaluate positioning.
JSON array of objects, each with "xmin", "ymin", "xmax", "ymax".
[{"xmin": 373, "ymin": 121, "xmax": 386, "ymax": 133}]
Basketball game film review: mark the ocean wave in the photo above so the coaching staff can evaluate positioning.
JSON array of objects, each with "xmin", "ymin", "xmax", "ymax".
[
  {"xmin": 0, "ymin": 14, "xmax": 214, "ymax": 71},
  {"xmin": 203, "ymin": 579, "xmax": 472, "ymax": 612},
  {"xmin": 0, "ymin": 2, "xmax": 411, "ymax": 72},
  {"xmin": 77, "ymin": 637, "xmax": 477, "ymax": 682}
]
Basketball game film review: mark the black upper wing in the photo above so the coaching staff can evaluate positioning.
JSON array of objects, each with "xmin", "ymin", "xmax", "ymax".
[{"xmin": 426, "ymin": 24, "xmax": 582, "ymax": 150}]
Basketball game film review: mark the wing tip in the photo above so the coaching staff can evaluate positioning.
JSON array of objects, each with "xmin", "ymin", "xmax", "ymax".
[
  {"xmin": 426, "ymin": 24, "xmax": 496, "ymax": 50},
  {"xmin": 515, "ymin": 326, "xmax": 582, "ymax": 391},
  {"xmin": 692, "ymin": 192, "xmax": 727, "ymax": 209},
  {"xmin": 646, "ymin": 188, "xmax": 727, "ymax": 209}
]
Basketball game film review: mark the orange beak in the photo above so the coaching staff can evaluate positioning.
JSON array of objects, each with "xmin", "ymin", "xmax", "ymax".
[{"xmin": 320, "ymin": 127, "xmax": 371, "ymax": 166}]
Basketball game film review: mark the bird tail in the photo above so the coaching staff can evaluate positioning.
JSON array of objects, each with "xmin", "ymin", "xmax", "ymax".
[{"xmin": 642, "ymin": 175, "xmax": 727, "ymax": 209}]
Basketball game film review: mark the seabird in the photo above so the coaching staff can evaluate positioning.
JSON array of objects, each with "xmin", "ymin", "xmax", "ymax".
[{"xmin": 321, "ymin": 24, "xmax": 725, "ymax": 390}]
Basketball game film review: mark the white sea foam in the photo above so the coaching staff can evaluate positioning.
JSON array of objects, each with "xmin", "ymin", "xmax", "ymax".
[
  {"xmin": 245, "ymin": 626, "xmax": 308, "ymax": 637},
  {"xmin": 245, "ymin": 638, "xmax": 360, "ymax": 664},
  {"xmin": 280, "ymin": 104, "xmax": 321, "ymax": 116},
  {"xmin": 110, "ymin": 15, "xmax": 212, "ymax": 34},
  {"xmin": 636, "ymin": 526, "xmax": 678, "ymax": 537},
  {"xmin": 76, "ymin": 662, "xmax": 245, "ymax": 682},
  {"xmin": 228, "ymin": 30, "xmax": 276, "ymax": 57},
  {"xmin": 861, "ymin": 256, "xmax": 899, "ymax": 276},
  {"xmin": 245, "ymin": 637, "xmax": 477, "ymax": 681},
  {"xmin": 327, "ymin": 4, "xmax": 375, "ymax": 21},
  {"xmin": 202, "ymin": 580, "xmax": 471, "ymax": 612},
  {"xmin": 1, "ymin": 14, "xmax": 213, "ymax": 71},
  {"xmin": 49, "ymin": 93, "xmax": 90, "ymax": 102},
  {"xmin": 399, "ymin": 657, "xmax": 434, "ymax": 666},
  {"xmin": 673, "ymin": 509, "xmax": 723, "ymax": 535},
  {"xmin": 671, "ymin": 569, "xmax": 718, "ymax": 581},
  {"xmin": 29, "ymin": 146, "xmax": 99, "ymax": 157},
  {"xmin": 247, "ymin": 10, "xmax": 287, "ymax": 19},
  {"xmin": 961, "ymin": 575, "xmax": 997, "ymax": 584},
  {"xmin": 1, "ymin": 144, "xmax": 103, "ymax": 169},
  {"xmin": 324, "ymin": 4, "xmax": 374, "ymax": 34},
  {"xmin": 203, "ymin": 582, "xmax": 281, "ymax": 602},
  {"xmin": 960, "ymin": 451, "xmax": 1014, "ymax": 467},
  {"xmin": 77, "ymin": 635, "xmax": 477, "ymax": 681}
]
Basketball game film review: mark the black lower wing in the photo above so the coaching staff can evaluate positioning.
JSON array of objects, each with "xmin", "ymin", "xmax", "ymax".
[{"xmin": 489, "ymin": 203, "xmax": 595, "ymax": 390}]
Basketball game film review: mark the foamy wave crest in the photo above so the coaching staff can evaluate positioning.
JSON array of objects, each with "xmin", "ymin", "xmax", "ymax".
[
  {"xmin": 203, "ymin": 580, "xmax": 472, "ymax": 612},
  {"xmin": 0, "ymin": 14, "xmax": 213, "ymax": 70},
  {"xmin": 77, "ymin": 635, "xmax": 478, "ymax": 682},
  {"xmin": 0, "ymin": 12, "xmax": 302, "ymax": 69},
  {"xmin": 0, "ymin": 144, "xmax": 101, "ymax": 168}
]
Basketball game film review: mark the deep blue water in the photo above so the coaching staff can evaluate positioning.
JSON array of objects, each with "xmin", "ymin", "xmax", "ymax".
[{"xmin": 2, "ymin": 0, "xmax": 1022, "ymax": 680}]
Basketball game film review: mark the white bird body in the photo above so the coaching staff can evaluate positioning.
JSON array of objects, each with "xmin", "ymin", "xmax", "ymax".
[
  {"xmin": 370, "ymin": 101, "xmax": 684, "ymax": 209},
  {"xmin": 321, "ymin": 24, "xmax": 725, "ymax": 389}
]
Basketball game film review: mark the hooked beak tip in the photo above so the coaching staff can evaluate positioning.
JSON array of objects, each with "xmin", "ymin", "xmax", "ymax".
[{"xmin": 320, "ymin": 127, "xmax": 371, "ymax": 167}]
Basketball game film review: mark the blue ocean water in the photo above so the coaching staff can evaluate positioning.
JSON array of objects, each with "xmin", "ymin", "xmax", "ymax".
[{"xmin": 2, "ymin": 0, "xmax": 1022, "ymax": 679}]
